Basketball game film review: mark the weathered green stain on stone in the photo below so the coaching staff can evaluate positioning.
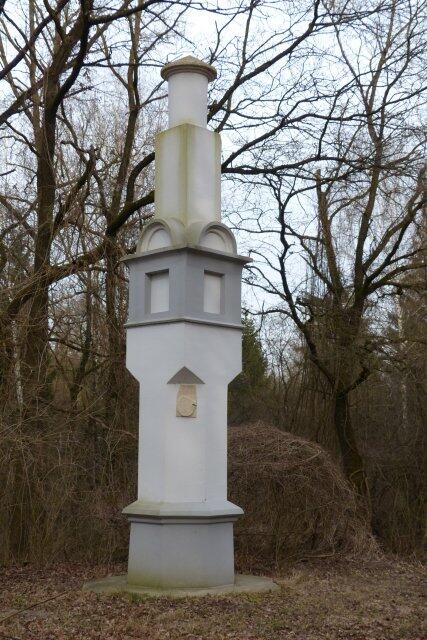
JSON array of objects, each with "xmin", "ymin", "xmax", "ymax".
[{"xmin": 154, "ymin": 123, "xmax": 221, "ymax": 224}]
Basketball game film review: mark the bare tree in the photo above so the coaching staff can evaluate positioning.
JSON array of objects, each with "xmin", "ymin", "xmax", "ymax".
[
  {"xmin": 1, "ymin": 0, "xmax": 425, "ymax": 560},
  {"xmin": 2, "ymin": 0, "xmax": 362, "ymax": 561},
  {"xmin": 0, "ymin": 0, "xmax": 342, "ymax": 422},
  {"xmin": 240, "ymin": 0, "xmax": 426, "ymax": 494}
]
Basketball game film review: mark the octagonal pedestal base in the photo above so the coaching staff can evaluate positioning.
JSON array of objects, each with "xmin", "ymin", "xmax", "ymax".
[{"xmin": 123, "ymin": 500, "xmax": 243, "ymax": 590}]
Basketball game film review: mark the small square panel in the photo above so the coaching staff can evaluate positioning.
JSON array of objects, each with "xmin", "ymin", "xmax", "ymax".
[{"xmin": 203, "ymin": 271, "xmax": 223, "ymax": 314}]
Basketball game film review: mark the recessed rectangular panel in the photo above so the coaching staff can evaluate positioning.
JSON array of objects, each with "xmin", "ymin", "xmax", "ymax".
[
  {"xmin": 203, "ymin": 271, "xmax": 223, "ymax": 314},
  {"xmin": 149, "ymin": 270, "xmax": 169, "ymax": 313}
]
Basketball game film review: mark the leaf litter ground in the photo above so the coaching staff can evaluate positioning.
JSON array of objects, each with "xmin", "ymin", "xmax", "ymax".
[{"xmin": 0, "ymin": 558, "xmax": 425, "ymax": 639}]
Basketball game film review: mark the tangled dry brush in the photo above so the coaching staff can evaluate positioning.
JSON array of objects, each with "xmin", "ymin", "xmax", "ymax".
[
  {"xmin": 1, "ymin": 421, "xmax": 377, "ymax": 566},
  {"xmin": 229, "ymin": 422, "xmax": 377, "ymax": 567}
]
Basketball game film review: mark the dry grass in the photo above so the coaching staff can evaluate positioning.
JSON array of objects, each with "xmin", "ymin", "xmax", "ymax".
[
  {"xmin": 0, "ymin": 558, "xmax": 425, "ymax": 639},
  {"xmin": 1, "ymin": 422, "xmax": 378, "ymax": 567},
  {"xmin": 229, "ymin": 423, "xmax": 376, "ymax": 565}
]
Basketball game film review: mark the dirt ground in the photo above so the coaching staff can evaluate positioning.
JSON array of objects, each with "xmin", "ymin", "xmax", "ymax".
[{"xmin": 0, "ymin": 558, "xmax": 425, "ymax": 640}]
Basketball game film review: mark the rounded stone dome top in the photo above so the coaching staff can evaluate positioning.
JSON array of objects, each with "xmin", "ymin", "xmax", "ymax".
[{"xmin": 161, "ymin": 55, "xmax": 217, "ymax": 82}]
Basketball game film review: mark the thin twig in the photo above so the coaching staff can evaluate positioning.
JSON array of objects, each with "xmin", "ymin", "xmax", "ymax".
[{"xmin": 0, "ymin": 589, "xmax": 73, "ymax": 624}]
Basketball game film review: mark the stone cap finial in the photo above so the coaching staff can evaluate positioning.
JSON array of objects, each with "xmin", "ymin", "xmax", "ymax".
[{"xmin": 161, "ymin": 55, "xmax": 217, "ymax": 82}]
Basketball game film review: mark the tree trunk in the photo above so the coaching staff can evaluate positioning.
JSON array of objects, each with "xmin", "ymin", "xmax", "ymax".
[
  {"xmin": 21, "ymin": 19, "xmax": 60, "ymax": 423},
  {"xmin": 333, "ymin": 392, "xmax": 368, "ymax": 497},
  {"xmin": 70, "ymin": 275, "xmax": 93, "ymax": 406},
  {"xmin": 104, "ymin": 238, "xmax": 126, "ymax": 472},
  {"xmin": 21, "ymin": 107, "xmax": 56, "ymax": 425}
]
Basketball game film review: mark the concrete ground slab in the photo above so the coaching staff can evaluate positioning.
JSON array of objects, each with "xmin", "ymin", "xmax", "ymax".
[{"xmin": 83, "ymin": 574, "xmax": 279, "ymax": 598}]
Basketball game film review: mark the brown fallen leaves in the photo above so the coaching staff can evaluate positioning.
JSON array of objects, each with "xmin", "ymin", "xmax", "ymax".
[{"xmin": 0, "ymin": 558, "xmax": 425, "ymax": 640}]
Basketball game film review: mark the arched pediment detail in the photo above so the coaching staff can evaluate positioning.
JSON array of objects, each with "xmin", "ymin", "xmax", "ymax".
[
  {"xmin": 187, "ymin": 221, "xmax": 237, "ymax": 254},
  {"xmin": 137, "ymin": 218, "xmax": 186, "ymax": 253}
]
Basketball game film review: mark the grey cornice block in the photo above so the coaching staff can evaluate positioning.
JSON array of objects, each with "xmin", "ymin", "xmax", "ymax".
[
  {"xmin": 124, "ymin": 245, "xmax": 248, "ymax": 329},
  {"xmin": 122, "ymin": 499, "xmax": 243, "ymax": 520}
]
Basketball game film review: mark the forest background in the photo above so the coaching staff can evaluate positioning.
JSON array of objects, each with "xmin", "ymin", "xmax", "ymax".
[{"xmin": 0, "ymin": 0, "xmax": 425, "ymax": 566}]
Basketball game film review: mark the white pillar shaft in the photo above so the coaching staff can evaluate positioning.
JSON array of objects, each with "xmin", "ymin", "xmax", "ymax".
[
  {"xmin": 126, "ymin": 323, "xmax": 242, "ymax": 504},
  {"xmin": 168, "ymin": 72, "xmax": 209, "ymax": 128},
  {"xmin": 155, "ymin": 125, "xmax": 221, "ymax": 225}
]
